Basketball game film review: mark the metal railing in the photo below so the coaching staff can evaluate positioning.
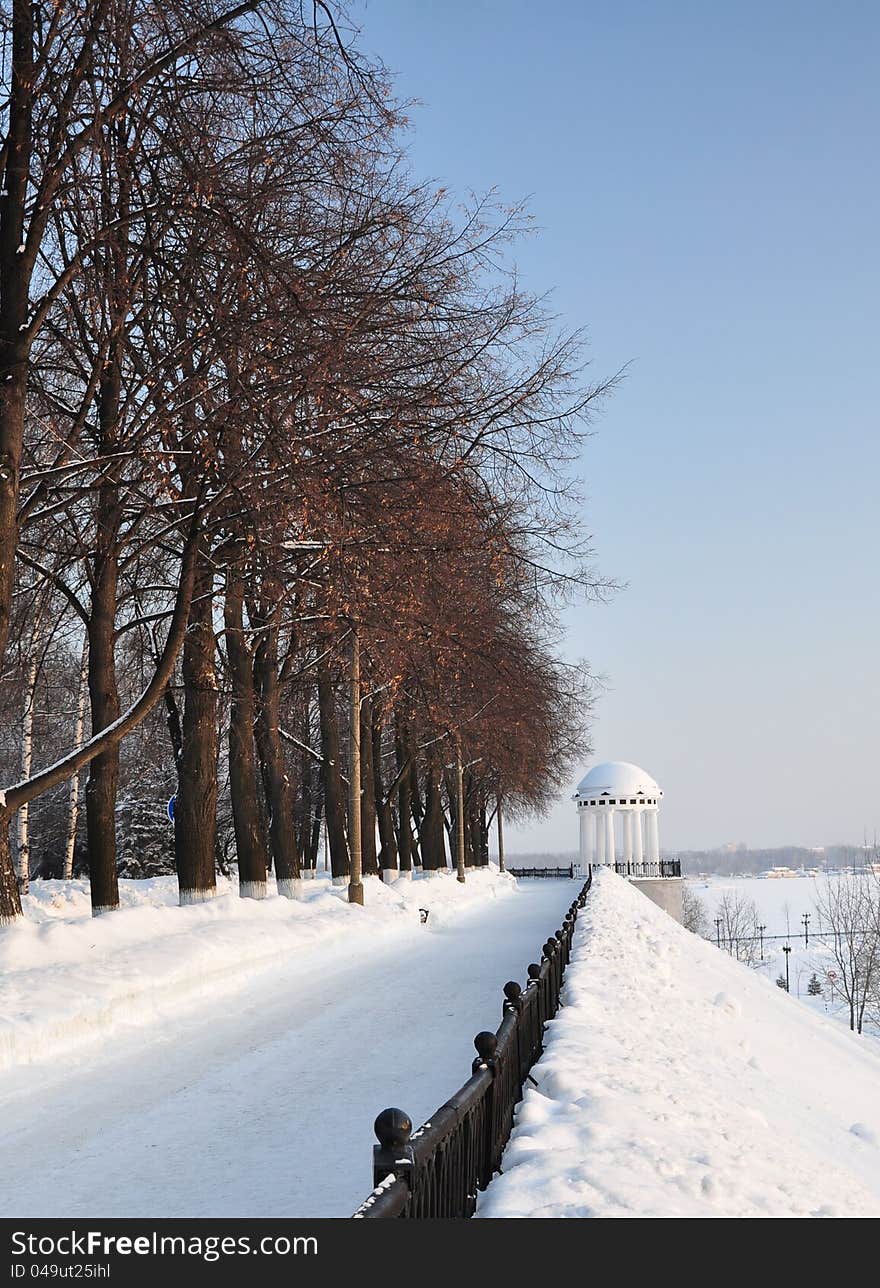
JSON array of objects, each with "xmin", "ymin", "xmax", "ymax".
[
  {"xmin": 352, "ymin": 871, "xmax": 593, "ymax": 1219},
  {"xmin": 507, "ymin": 865, "xmax": 579, "ymax": 879},
  {"xmin": 613, "ymin": 858, "xmax": 681, "ymax": 879}
]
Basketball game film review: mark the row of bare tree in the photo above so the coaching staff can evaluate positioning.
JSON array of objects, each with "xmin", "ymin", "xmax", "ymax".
[{"xmin": 0, "ymin": 2, "xmax": 611, "ymax": 925}]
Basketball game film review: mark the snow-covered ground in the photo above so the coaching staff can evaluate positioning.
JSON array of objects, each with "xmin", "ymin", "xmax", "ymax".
[
  {"xmin": 690, "ymin": 873, "xmax": 876, "ymax": 1032},
  {"xmin": 478, "ymin": 869, "xmax": 880, "ymax": 1218},
  {"xmin": 2, "ymin": 871, "xmax": 516, "ymax": 1073},
  {"xmin": 0, "ymin": 870, "xmax": 578, "ymax": 1218}
]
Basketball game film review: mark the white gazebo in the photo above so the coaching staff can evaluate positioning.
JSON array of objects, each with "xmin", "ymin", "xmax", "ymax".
[{"xmin": 574, "ymin": 761, "xmax": 663, "ymax": 868}]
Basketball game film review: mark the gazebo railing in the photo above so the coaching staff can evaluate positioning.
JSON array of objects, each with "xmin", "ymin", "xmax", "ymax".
[{"xmin": 613, "ymin": 858, "xmax": 681, "ymax": 878}]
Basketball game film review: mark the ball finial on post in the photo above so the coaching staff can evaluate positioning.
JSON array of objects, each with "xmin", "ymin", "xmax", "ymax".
[
  {"xmin": 473, "ymin": 1030, "xmax": 498, "ymax": 1073},
  {"xmin": 503, "ymin": 980, "xmax": 523, "ymax": 1014},
  {"xmin": 372, "ymin": 1108, "xmax": 414, "ymax": 1189}
]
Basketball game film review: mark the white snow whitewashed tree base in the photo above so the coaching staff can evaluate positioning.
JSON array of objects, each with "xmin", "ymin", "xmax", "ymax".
[
  {"xmin": 276, "ymin": 877, "xmax": 304, "ymax": 900},
  {"xmin": 179, "ymin": 888, "xmax": 217, "ymax": 906}
]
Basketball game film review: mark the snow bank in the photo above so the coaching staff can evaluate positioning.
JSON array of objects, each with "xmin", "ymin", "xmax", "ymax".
[
  {"xmin": 0, "ymin": 868, "xmax": 515, "ymax": 1074},
  {"xmin": 478, "ymin": 869, "xmax": 880, "ymax": 1218}
]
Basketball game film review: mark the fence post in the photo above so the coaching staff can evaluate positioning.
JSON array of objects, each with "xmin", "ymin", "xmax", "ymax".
[
  {"xmin": 543, "ymin": 937, "xmax": 559, "ymax": 1008},
  {"xmin": 473, "ymin": 1030, "xmax": 500, "ymax": 1200},
  {"xmin": 526, "ymin": 962, "xmax": 543, "ymax": 1065},
  {"xmin": 373, "ymin": 1108, "xmax": 414, "ymax": 1191}
]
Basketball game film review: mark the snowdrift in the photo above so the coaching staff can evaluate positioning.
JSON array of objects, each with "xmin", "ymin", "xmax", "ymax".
[
  {"xmin": 478, "ymin": 868, "xmax": 880, "ymax": 1218},
  {"xmin": 0, "ymin": 868, "xmax": 515, "ymax": 1074}
]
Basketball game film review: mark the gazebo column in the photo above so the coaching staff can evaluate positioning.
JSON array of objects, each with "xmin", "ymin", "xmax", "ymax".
[
  {"xmin": 622, "ymin": 811, "xmax": 633, "ymax": 864},
  {"xmin": 595, "ymin": 810, "xmax": 605, "ymax": 865},
  {"xmin": 605, "ymin": 807, "xmax": 615, "ymax": 866},
  {"xmin": 633, "ymin": 807, "xmax": 644, "ymax": 865},
  {"xmin": 646, "ymin": 808, "xmax": 660, "ymax": 863}
]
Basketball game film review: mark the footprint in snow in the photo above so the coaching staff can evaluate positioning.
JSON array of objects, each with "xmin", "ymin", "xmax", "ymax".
[
  {"xmin": 713, "ymin": 992, "xmax": 741, "ymax": 1017},
  {"xmin": 849, "ymin": 1123, "xmax": 877, "ymax": 1146}
]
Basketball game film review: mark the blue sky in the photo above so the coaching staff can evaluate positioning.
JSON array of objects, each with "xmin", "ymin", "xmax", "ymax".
[{"xmin": 354, "ymin": 1, "xmax": 879, "ymax": 852}]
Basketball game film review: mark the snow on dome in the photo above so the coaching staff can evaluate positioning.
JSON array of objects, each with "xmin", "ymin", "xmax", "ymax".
[{"xmin": 574, "ymin": 761, "xmax": 661, "ymax": 800}]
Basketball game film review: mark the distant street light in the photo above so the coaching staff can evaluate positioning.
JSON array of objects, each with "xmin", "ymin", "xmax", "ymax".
[
  {"xmin": 714, "ymin": 917, "xmax": 722, "ymax": 948},
  {"xmin": 802, "ymin": 913, "xmax": 811, "ymax": 947},
  {"xmin": 757, "ymin": 923, "xmax": 767, "ymax": 960},
  {"xmin": 782, "ymin": 944, "xmax": 792, "ymax": 993}
]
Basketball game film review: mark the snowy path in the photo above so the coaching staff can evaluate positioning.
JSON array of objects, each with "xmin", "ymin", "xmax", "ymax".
[{"xmin": 0, "ymin": 879, "xmax": 575, "ymax": 1219}]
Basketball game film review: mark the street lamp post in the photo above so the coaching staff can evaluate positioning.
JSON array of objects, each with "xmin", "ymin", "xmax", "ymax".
[
  {"xmin": 782, "ymin": 943, "xmax": 791, "ymax": 993},
  {"xmin": 347, "ymin": 628, "xmax": 363, "ymax": 906},
  {"xmin": 715, "ymin": 917, "xmax": 722, "ymax": 948},
  {"xmin": 455, "ymin": 736, "xmax": 466, "ymax": 884},
  {"xmin": 758, "ymin": 923, "xmax": 767, "ymax": 960},
  {"xmin": 802, "ymin": 913, "xmax": 810, "ymax": 947}
]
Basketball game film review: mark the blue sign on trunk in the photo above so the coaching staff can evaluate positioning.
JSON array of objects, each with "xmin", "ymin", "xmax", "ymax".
[{"xmin": 167, "ymin": 795, "xmax": 176, "ymax": 823}]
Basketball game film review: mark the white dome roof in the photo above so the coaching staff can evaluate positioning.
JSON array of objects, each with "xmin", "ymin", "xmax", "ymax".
[{"xmin": 574, "ymin": 761, "xmax": 661, "ymax": 800}]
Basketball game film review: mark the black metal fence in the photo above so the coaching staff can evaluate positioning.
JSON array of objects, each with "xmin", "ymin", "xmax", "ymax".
[
  {"xmin": 507, "ymin": 865, "xmax": 578, "ymax": 879},
  {"xmin": 352, "ymin": 871, "xmax": 593, "ymax": 1219},
  {"xmin": 614, "ymin": 859, "xmax": 681, "ymax": 879}
]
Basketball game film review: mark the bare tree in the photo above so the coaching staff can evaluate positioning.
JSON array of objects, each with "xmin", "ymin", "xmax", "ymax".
[
  {"xmin": 814, "ymin": 873, "xmax": 880, "ymax": 1033},
  {"xmin": 715, "ymin": 890, "xmax": 761, "ymax": 967},
  {"xmin": 682, "ymin": 883, "xmax": 710, "ymax": 937}
]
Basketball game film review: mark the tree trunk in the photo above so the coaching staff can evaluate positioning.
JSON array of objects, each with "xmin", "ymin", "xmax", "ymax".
[
  {"xmin": 63, "ymin": 641, "xmax": 89, "ymax": 881},
  {"xmin": 317, "ymin": 654, "xmax": 349, "ymax": 882},
  {"xmin": 0, "ymin": 1, "xmax": 32, "ymax": 919},
  {"xmin": 174, "ymin": 545, "xmax": 219, "ymax": 904},
  {"xmin": 393, "ymin": 713, "xmax": 413, "ymax": 878},
  {"xmin": 15, "ymin": 652, "xmax": 37, "ymax": 893},
  {"xmin": 396, "ymin": 771, "xmax": 412, "ymax": 877},
  {"xmin": 420, "ymin": 757, "xmax": 447, "ymax": 872},
  {"xmin": 224, "ymin": 570, "xmax": 268, "ymax": 898},
  {"xmin": 308, "ymin": 787, "xmax": 324, "ymax": 873},
  {"xmin": 395, "ymin": 712, "xmax": 423, "ymax": 872},
  {"xmin": 85, "ymin": 465, "xmax": 122, "ymax": 916},
  {"xmin": 297, "ymin": 688, "xmax": 316, "ymax": 877},
  {"xmin": 408, "ymin": 757, "xmax": 424, "ymax": 870},
  {"xmin": 163, "ymin": 684, "xmax": 183, "ymax": 764},
  {"xmin": 0, "ymin": 810, "xmax": 22, "ymax": 923},
  {"xmin": 0, "ymin": 0, "xmax": 33, "ymax": 674},
  {"xmin": 373, "ymin": 701, "xmax": 398, "ymax": 882},
  {"xmin": 253, "ymin": 607, "xmax": 300, "ymax": 896},
  {"xmin": 359, "ymin": 692, "xmax": 378, "ymax": 877},
  {"xmin": 454, "ymin": 741, "xmax": 466, "ymax": 883},
  {"xmin": 478, "ymin": 793, "xmax": 490, "ymax": 867}
]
